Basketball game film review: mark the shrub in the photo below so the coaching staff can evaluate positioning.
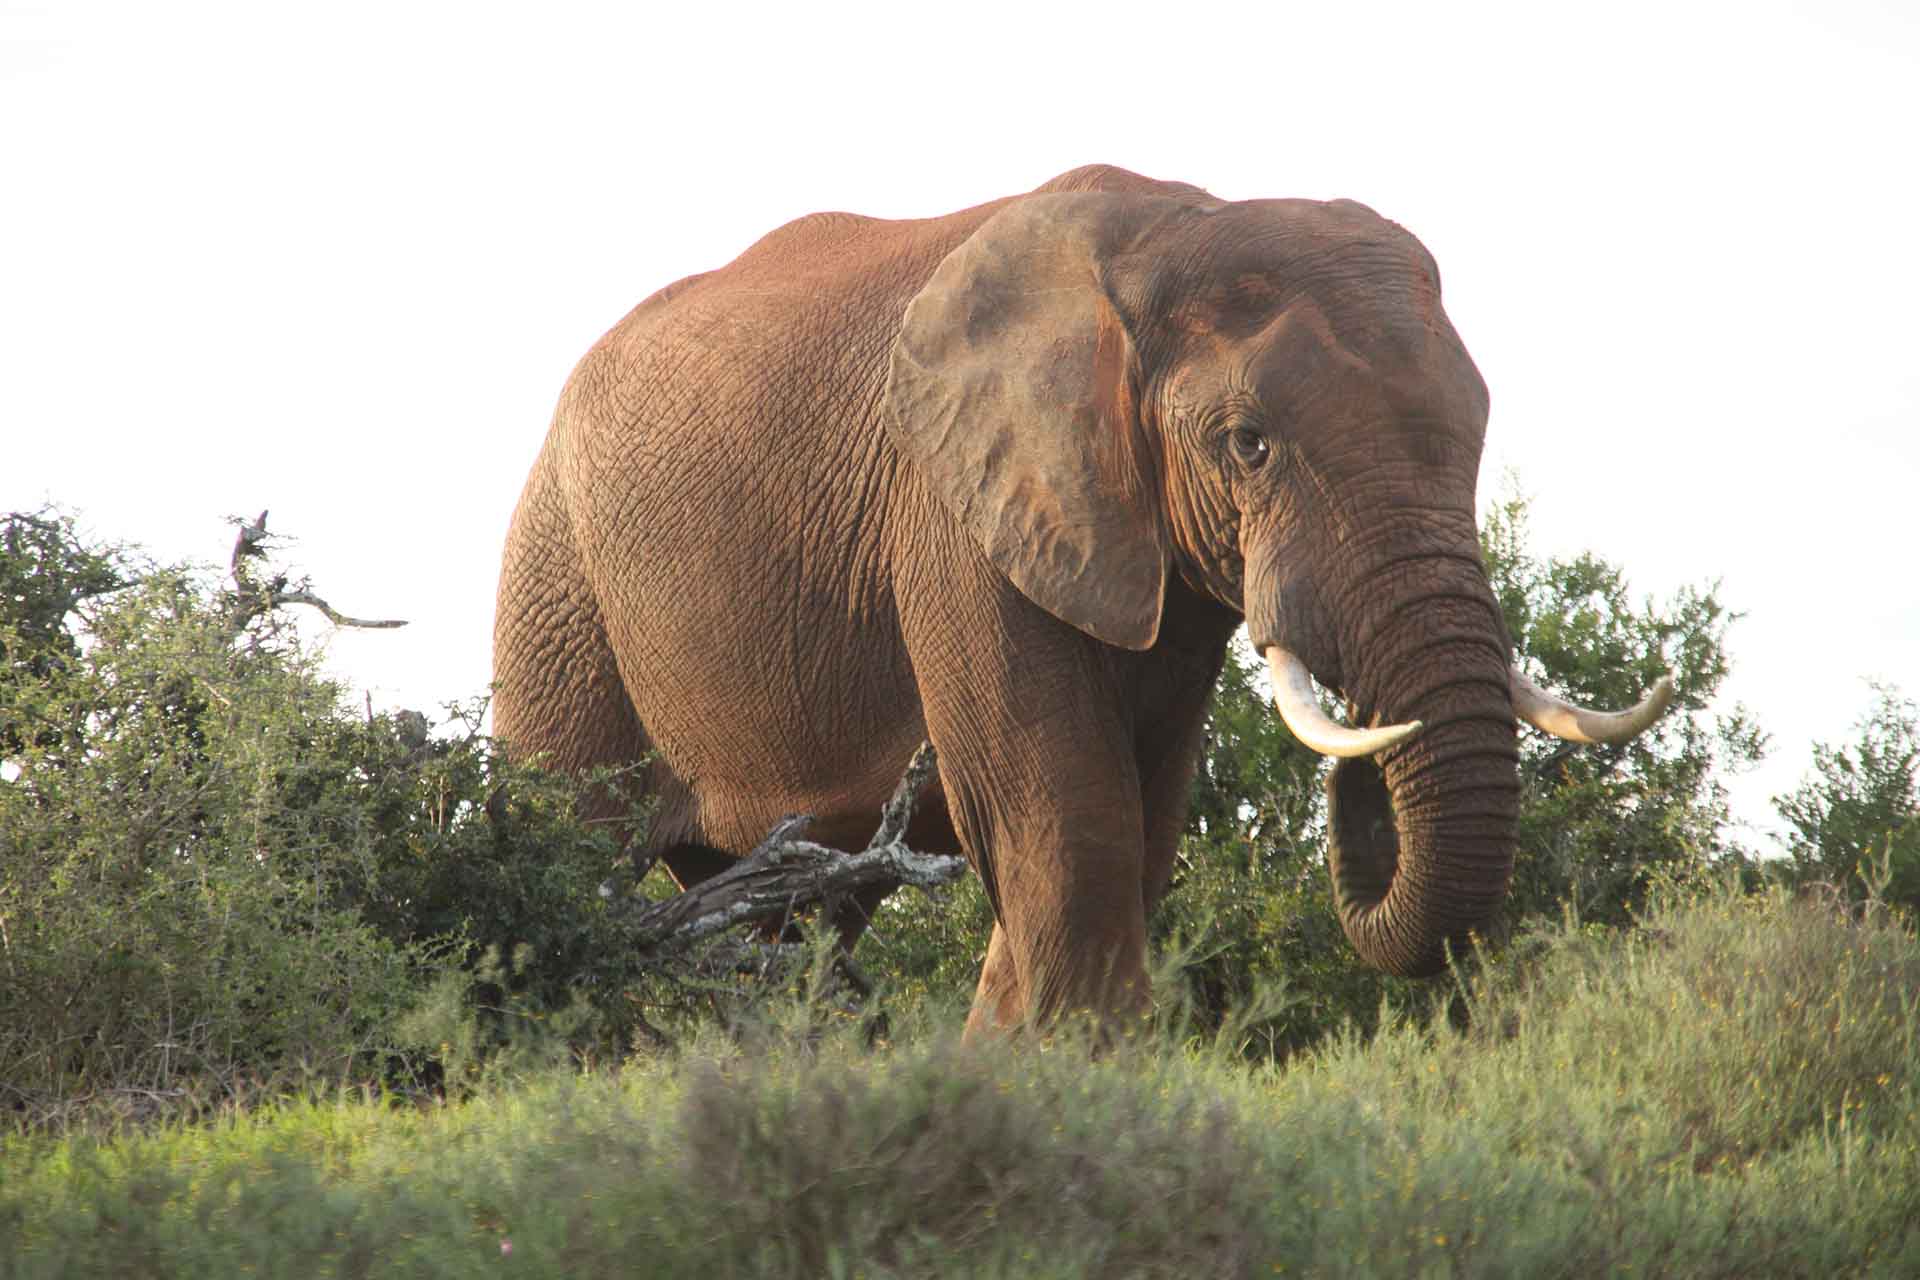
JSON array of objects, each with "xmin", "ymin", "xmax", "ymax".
[
  {"xmin": 856, "ymin": 863, "xmax": 994, "ymax": 1012},
  {"xmin": 1774, "ymin": 683, "xmax": 1920, "ymax": 914},
  {"xmin": 1483, "ymin": 487, "xmax": 1769, "ymax": 921},
  {"xmin": 0, "ymin": 557, "xmax": 427, "ymax": 1118},
  {"xmin": 5, "ymin": 887, "xmax": 1918, "ymax": 1277},
  {"xmin": 0, "ymin": 510, "xmax": 668, "ymax": 1122}
]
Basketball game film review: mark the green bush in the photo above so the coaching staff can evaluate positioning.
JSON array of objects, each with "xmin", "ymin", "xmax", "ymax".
[
  {"xmin": 5, "ymin": 887, "xmax": 1917, "ymax": 1277},
  {"xmin": 1483, "ymin": 487, "xmax": 1769, "ymax": 921},
  {"xmin": 6, "ymin": 484, "xmax": 1904, "ymax": 1154},
  {"xmin": 0, "ymin": 509, "xmax": 134, "ymax": 759},
  {"xmin": 857, "ymin": 863, "xmax": 994, "ymax": 1013},
  {"xmin": 1775, "ymin": 683, "xmax": 1920, "ymax": 914},
  {"xmin": 0, "ymin": 510, "xmax": 672, "ymax": 1123},
  {"xmin": 0, "ymin": 559, "xmax": 427, "ymax": 1117}
]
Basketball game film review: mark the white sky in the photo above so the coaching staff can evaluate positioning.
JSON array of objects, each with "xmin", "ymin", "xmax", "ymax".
[{"xmin": 5, "ymin": 0, "xmax": 1916, "ymax": 846}]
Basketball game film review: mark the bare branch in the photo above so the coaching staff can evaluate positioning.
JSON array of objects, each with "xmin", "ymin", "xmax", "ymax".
[
  {"xmin": 266, "ymin": 588, "xmax": 407, "ymax": 630},
  {"xmin": 614, "ymin": 743, "xmax": 963, "ymax": 956},
  {"xmin": 224, "ymin": 509, "xmax": 406, "ymax": 632},
  {"xmin": 229, "ymin": 509, "xmax": 270, "ymax": 581},
  {"xmin": 866, "ymin": 740, "xmax": 939, "ymax": 851}
]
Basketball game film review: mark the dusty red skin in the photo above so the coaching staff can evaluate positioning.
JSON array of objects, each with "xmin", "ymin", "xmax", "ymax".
[{"xmin": 494, "ymin": 165, "xmax": 1557, "ymax": 1033}]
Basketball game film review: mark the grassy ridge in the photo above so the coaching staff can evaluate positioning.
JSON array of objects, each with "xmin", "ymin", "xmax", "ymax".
[{"xmin": 5, "ymin": 886, "xmax": 1919, "ymax": 1278}]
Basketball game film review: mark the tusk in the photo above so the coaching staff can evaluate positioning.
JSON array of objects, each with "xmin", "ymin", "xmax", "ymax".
[
  {"xmin": 1511, "ymin": 669, "xmax": 1675, "ymax": 745},
  {"xmin": 1264, "ymin": 646, "xmax": 1423, "ymax": 758}
]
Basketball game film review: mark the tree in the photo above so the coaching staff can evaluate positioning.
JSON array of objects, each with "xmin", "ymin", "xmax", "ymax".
[
  {"xmin": 0, "ymin": 508, "xmax": 135, "ymax": 758},
  {"xmin": 1774, "ymin": 684, "xmax": 1920, "ymax": 914},
  {"xmin": 1481, "ymin": 486, "xmax": 1768, "ymax": 922},
  {"xmin": 1, "ymin": 538, "xmax": 430, "ymax": 1116}
]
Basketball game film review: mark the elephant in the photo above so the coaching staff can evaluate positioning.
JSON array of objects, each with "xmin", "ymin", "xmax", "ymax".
[{"xmin": 491, "ymin": 164, "xmax": 1672, "ymax": 1035}]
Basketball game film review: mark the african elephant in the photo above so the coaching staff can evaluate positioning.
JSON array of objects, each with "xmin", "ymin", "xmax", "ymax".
[{"xmin": 492, "ymin": 164, "xmax": 1671, "ymax": 1035}]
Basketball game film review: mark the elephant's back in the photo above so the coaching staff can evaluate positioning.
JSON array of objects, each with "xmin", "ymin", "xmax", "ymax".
[
  {"xmin": 574, "ymin": 163, "xmax": 1214, "ymax": 423},
  {"xmin": 555, "ymin": 199, "xmax": 995, "ymax": 555},
  {"xmin": 525, "ymin": 169, "xmax": 1214, "ymax": 832},
  {"xmin": 552, "ymin": 194, "xmax": 1019, "ymax": 605}
]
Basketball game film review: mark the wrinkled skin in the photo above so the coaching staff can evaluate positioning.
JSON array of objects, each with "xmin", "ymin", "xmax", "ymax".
[{"xmin": 494, "ymin": 165, "xmax": 1534, "ymax": 1035}]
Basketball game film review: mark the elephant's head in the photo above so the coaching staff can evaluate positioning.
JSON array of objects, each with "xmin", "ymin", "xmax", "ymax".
[{"xmin": 887, "ymin": 189, "xmax": 1670, "ymax": 976}]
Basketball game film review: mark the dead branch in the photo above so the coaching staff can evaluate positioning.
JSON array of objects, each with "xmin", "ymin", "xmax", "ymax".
[
  {"xmin": 227, "ymin": 510, "xmax": 407, "ymax": 632},
  {"xmin": 619, "ymin": 742, "xmax": 961, "ymax": 954}
]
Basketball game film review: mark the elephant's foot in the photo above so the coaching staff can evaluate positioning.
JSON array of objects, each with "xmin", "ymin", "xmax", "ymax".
[
  {"xmin": 962, "ymin": 922, "xmax": 1154, "ymax": 1042},
  {"xmin": 962, "ymin": 925, "xmax": 1025, "ymax": 1039}
]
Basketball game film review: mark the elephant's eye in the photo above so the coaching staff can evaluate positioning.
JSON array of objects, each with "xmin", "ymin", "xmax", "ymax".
[{"xmin": 1229, "ymin": 427, "xmax": 1271, "ymax": 470}]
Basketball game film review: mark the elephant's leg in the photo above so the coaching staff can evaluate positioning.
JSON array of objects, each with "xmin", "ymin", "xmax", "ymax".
[
  {"xmin": 951, "ymin": 645, "xmax": 1218, "ymax": 1036},
  {"xmin": 965, "ymin": 923, "xmax": 1025, "ymax": 1037},
  {"xmin": 657, "ymin": 841, "xmax": 739, "ymax": 890},
  {"xmin": 907, "ymin": 604, "xmax": 1153, "ymax": 1030},
  {"xmin": 1136, "ymin": 682, "xmax": 1220, "ymax": 917},
  {"xmin": 940, "ymin": 751, "xmax": 1151, "ymax": 1030}
]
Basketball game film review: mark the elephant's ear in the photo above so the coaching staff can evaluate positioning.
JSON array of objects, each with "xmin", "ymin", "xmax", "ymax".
[{"xmin": 886, "ymin": 192, "xmax": 1195, "ymax": 651}]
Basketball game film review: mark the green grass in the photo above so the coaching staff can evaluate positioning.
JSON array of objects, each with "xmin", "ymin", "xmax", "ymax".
[{"xmin": 5, "ymin": 884, "xmax": 1920, "ymax": 1278}]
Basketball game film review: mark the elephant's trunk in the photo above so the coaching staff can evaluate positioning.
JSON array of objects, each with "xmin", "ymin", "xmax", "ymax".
[{"xmin": 1319, "ymin": 564, "xmax": 1521, "ymax": 977}]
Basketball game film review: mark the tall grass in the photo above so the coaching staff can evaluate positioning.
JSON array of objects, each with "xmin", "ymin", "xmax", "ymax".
[{"xmin": 4, "ymin": 884, "xmax": 1918, "ymax": 1277}]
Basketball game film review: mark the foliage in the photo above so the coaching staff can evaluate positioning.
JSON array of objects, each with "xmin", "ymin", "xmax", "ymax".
[
  {"xmin": 6, "ymin": 482, "xmax": 1905, "ymax": 1173},
  {"xmin": 1774, "ymin": 683, "xmax": 1920, "ymax": 914},
  {"xmin": 0, "ymin": 511, "xmax": 674, "ymax": 1123},
  {"xmin": 6, "ymin": 888, "xmax": 1919, "ymax": 1277},
  {"xmin": 0, "ymin": 509, "xmax": 136, "ymax": 757},
  {"xmin": 0, "ymin": 550, "xmax": 425, "ymax": 1118},
  {"xmin": 261, "ymin": 694, "xmax": 675, "ymax": 1074},
  {"xmin": 1482, "ymin": 485, "xmax": 1768, "ymax": 921},
  {"xmin": 858, "ymin": 869, "xmax": 995, "ymax": 1012},
  {"xmin": 1183, "ymin": 637, "xmax": 1324, "ymax": 854}
]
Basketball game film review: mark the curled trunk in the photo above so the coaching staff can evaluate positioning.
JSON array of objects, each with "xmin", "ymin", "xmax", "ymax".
[{"xmin": 1320, "ymin": 571, "xmax": 1521, "ymax": 977}]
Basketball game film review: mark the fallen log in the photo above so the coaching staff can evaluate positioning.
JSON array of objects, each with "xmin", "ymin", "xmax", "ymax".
[{"xmin": 618, "ymin": 741, "xmax": 961, "ymax": 952}]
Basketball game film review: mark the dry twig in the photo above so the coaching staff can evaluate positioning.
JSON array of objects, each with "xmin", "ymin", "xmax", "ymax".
[{"xmin": 227, "ymin": 510, "xmax": 406, "ymax": 632}]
